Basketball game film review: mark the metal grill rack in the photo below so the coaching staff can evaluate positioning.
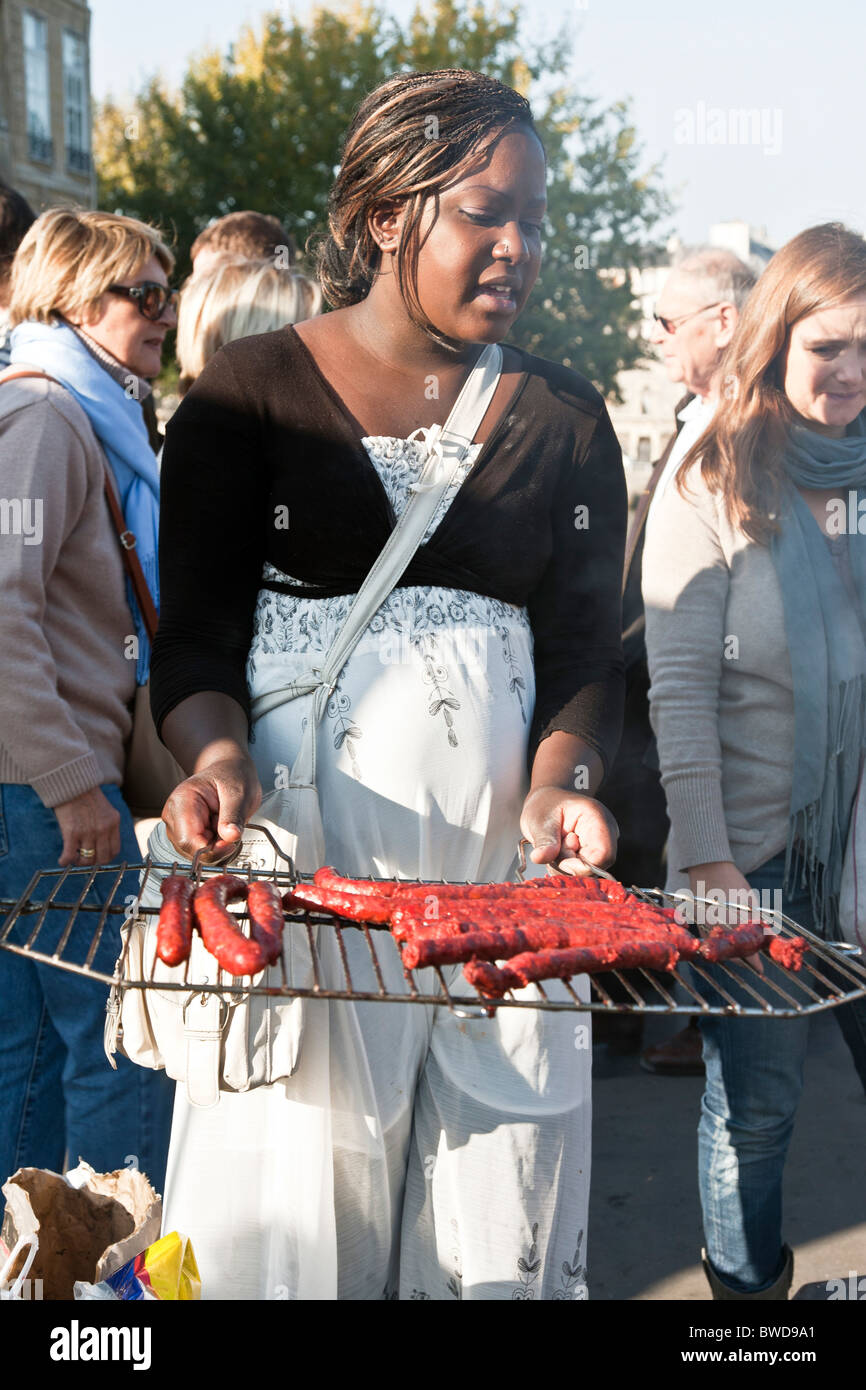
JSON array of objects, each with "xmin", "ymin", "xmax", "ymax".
[{"xmin": 2, "ymin": 838, "xmax": 865, "ymax": 1021}]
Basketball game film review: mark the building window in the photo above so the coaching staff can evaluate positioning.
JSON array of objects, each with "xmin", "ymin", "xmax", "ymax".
[
  {"xmin": 637, "ymin": 436, "xmax": 652, "ymax": 462},
  {"xmin": 63, "ymin": 30, "xmax": 91, "ymax": 174},
  {"xmin": 23, "ymin": 11, "xmax": 53, "ymax": 165}
]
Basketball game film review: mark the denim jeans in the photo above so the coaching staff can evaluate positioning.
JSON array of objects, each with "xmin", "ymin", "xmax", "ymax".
[
  {"xmin": 0, "ymin": 783, "xmax": 174, "ymax": 1209},
  {"xmin": 697, "ymin": 850, "xmax": 866, "ymax": 1293}
]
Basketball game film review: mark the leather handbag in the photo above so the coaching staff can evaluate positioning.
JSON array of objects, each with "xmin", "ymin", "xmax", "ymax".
[
  {"xmin": 106, "ymin": 345, "xmax": 503, "ymax": 1105},
  {"xmin": 101, "ymin": 467, "xmax": 186, "ymax": 817}
]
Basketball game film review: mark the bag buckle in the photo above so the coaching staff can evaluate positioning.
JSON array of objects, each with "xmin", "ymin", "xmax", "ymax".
[
  {"xmin": 183, "ymin": 993, "xmax": 231, "ymax": 1031},
  {"xmin": 119, "ymin": 529, "xmax": 137, "ymax": 550}
]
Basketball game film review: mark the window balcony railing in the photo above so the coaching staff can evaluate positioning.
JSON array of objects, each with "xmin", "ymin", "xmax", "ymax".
[
  {"xmin": 27, "ymin": 131, "xmax": 54, "ymax": 165},
  {"xmin": 66, "ymin": 145, "xmax": 91, "ymax": 174}
]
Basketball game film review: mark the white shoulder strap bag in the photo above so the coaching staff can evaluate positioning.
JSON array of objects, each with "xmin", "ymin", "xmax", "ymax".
[{"xmin": 108, "ymin": 344, "xmax": 503, "ymax": 1105}]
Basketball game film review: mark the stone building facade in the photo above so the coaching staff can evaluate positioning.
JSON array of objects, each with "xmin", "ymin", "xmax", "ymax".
[{"xmin": 0, "ymin": 0, "xmax": 95, "ymax": 210}]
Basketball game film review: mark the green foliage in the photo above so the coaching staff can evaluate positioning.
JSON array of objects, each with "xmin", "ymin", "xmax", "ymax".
[{"xmin": 94, "ymin": 0, "xmax": 672, "ymax": 396}]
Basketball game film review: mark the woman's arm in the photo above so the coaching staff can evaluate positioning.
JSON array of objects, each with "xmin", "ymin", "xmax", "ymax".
[
  {"xmin": 0, "ymin": 395, "xmax": 125, "ymax": 863},
  {"xmin": 151, "ymin": 347, "xmax": 270, "ymax": 858},
  {"xmin": 642, "ymin": 467, "xmax": 734, "ymax": 873},
  {"xmin": 521, "ymin": 733, "xmax": 618, "ymax": 872},
  {"xmin": 0, "ymin": 399, "xmax": 104, "ymax": 796},
  {"xmin": 159, "ymin": 692, "xmax": 261, "ymax": 859},
  {"xmin": 526, "ymin": 402, "xmax": 627, "ymax": 777},
  {"xmin": 150, "ymin": 346, "xmax": 269, "ymax": 740},
  {"xmin": 521, "ymin": 401, "xmax": 627, "ymax": 871}
]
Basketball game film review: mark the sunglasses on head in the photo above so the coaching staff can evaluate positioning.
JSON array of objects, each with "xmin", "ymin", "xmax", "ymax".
[
  {"xmin": 106, "ymin": 281, "xmax": 179, "ymax": 321},
  {"xmin": 653, "ymin": 302, "xmax": 722, "ymax": 335}
]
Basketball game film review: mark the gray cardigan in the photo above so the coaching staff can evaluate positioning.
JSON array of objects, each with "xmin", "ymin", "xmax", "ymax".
[{"xmin": 642, "ymin": 464, "xmax": 793, "ymax": 890}]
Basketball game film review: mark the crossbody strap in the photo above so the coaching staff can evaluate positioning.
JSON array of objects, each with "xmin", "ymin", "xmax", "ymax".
[
  {"xmin": 0, "ymin": 365, "xmax": 159, "ymax": 643},
  {"xmin": 250, "ymin": 343, "xmax": 502, "ymax": 781}
]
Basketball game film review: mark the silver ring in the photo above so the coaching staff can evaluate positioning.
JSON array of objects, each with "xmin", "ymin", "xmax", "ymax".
[{"xmin": 79, "ymin": 847, "xmax": 96, "ymax": 859}]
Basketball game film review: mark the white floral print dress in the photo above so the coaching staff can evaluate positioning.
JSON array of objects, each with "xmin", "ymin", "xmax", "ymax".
[{"xmin": 162, "ymin": 433, "xmax": 592, "ymax": 1301}]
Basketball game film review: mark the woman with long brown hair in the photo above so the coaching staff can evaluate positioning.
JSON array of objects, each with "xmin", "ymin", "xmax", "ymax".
[
  {"xmin": 150, "ymin": 69, "xmax": 625, "ymax": 1299},
  {"xmin": 644, "ymin": 222, "xmax": 866, "ymax": 1299}
]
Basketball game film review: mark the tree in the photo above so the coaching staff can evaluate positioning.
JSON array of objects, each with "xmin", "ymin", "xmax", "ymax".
[{"xmin": 94, "ymin": 0, "xmax": 672, "ymax": 396}]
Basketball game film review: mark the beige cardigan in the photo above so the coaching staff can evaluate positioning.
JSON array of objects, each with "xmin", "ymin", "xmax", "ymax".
[
  {"xmin": 642, "ymin": 464, "xmax": 794, "ymax": 890},
  {"xmin": 0, "ymin": 374, "xmax": 137, "ymax": 806}
]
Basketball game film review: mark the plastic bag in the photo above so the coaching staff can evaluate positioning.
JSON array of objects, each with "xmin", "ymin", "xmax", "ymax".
[
  {"xmin": 0, "ymin": 1235, "xmax": 39, "ymax": 1300},
  {"xmin": 0, "ymin": 1160, "xmax": 160, "ymax": 1300},
  {"xmin": 74, "ymin": 1231, "xmax": 200, "ymax": 1300}
]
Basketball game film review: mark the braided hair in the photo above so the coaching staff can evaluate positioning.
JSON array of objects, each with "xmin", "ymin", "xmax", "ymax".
[{"xmin": 316, "ymin": 69, "xmax": 539, "ymax": 345}]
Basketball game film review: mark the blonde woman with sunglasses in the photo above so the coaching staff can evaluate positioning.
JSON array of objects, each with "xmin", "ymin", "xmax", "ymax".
[{"xmin": 0, "ymin": 208, "xmax": 177, "ymax": 1203}]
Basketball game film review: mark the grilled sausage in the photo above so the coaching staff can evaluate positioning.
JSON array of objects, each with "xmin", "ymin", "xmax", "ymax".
[
  {"xmin": 193, "ymin": 875, "xmax": 267, "ymax": 977},
  {"xmin": 156, "ymin": 874, "xmax": 195, "ymax": 966},
  {"xmin": 247, "ymin": 880, "xmax": 284, "ymax": 966}
]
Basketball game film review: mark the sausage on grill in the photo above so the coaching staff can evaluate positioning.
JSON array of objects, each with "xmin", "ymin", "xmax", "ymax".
[
  {"xmin": 247, "ymin": 880, "xmax": 285, "ymax": 966},
  {"xmin": 464, "ymin": 936, "xmax": 683, "ymax": 997},
  {"xmin": 193, "ymin": 875, "xmax": 268, "ymax": 977},
  {"xmin": 402, "ymin": 920, "xmax": 701, "ymax": 970},
  {"xmin": 156, "ymin": 874, "xmax": 195, "ymax": 966},
  {"xmin": 766, "ymin": 934, "xmax": 808, "ymax": 971}
]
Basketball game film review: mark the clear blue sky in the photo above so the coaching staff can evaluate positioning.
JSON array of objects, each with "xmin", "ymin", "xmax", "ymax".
[{"xmin": 88, "ymin": 0, "xmax": 864, "ymax": 248}]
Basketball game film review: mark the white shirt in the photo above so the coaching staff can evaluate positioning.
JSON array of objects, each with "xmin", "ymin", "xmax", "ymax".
[{"xmin": 653, "ymin": 393, "xmax": 716, "ymax": 505}]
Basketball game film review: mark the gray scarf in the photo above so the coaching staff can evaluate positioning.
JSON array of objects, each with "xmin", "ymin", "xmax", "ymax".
[{"xmin": 773, "ymin": 413, "xmax": 866, "ymax": 933}]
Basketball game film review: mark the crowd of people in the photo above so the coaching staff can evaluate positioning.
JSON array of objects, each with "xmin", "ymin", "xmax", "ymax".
[{"xmin": 0, "ymin": 65, "xmax": 864, "ymax": 1302}]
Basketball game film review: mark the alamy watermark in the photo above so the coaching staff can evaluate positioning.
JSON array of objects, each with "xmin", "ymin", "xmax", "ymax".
[
  {"xmin": 673, "ymin": 884, "xmax": 783, "ymax": 930},
  {"xmin": 826, "ymin": 1271, "xmax": 866, "ymax": 1300},
  {"xmin": 674, "ymin": 102, "xmax": 783, "ymax": 157},
  {"xmin": 0, "ymin": 497, "xmax": 43, "ymax": 545},
  {"xmin": 827, "ymin": 491, "xmax": 866, "ymax": 535}
]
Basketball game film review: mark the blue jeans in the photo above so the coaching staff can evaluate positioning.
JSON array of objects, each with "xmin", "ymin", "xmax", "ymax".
[
  {"xmin": 697, "ymin": 850, "xmax": 866, "ymax": 1293},
  {"xmin": 0, "ymin": 784, "xmax": 174, "ymax": 1208}
]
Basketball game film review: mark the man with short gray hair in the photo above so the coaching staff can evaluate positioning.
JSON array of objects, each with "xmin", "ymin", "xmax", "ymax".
[{"xmin": 647, "ymin": 246, "xmax": 757, "ymax": 502}]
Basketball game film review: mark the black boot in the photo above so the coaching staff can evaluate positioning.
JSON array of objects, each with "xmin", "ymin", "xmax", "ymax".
[{"xmin": 702, "ymin": 1246, "xmax": 794, "ymax": 1301}]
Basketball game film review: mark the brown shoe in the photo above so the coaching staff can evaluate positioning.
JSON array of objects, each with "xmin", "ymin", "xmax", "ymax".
[{"xmin": 639, "ymin": 1019, "xmax": 705, "ymax": 1075}]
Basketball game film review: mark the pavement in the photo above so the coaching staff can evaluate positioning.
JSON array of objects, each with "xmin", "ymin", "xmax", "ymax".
[{"xmin": 588, "ymin": 1006, "xmax": 866, "ymax": 1300}]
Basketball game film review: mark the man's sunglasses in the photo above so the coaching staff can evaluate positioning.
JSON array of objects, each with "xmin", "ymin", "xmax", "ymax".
[
  {"xmin": 106, "ymin": 281, "xmax": 179, "ymax": 321},
  {"xmin": 653, "ymin": 302, "xmax": 722, "ymax": 335}
]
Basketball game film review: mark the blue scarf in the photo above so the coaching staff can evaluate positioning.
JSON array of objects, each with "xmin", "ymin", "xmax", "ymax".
[
  {"xmin": 773, "ymin": 414, "xmax": 866, "ymax": 933},
  {"xmin": 10, "ymin": 319, "xmax": 159, "ymax": 683}
]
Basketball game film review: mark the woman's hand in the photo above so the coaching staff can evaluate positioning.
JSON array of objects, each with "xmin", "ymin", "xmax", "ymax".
[
  {"xmin": 686, "ymin": 860, "xmax": 765, "ymax": 971},
  {"xmin": 160, "ymin": 755, "xmax": 263, "ymax": 862},
  {"xmin": 54, "ymin": 787, "xmax": 122, "ymax": 866},
  {"xmin": 520, "ymin": 785, "xmax": 619, "ymax": 876}
]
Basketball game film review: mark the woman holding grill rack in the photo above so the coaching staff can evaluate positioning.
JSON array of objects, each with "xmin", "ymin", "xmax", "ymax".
[
  {"xmin": 151, "ymin": 69, "xmax": 626, "ymax": 1300},
  {"xmin": 643, "ymin": 222, "xmax": 866, "ymax": 1300}
]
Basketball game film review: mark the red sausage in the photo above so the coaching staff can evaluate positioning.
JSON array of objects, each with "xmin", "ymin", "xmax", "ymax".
[
  {"xmin": 247, "ymin": 880, "xmax": 284, "ymax": 966},
  {"xmin": 390, "ymin": 897, "xmax": 681, "ymax": 943},
  {"xmin": 313, "ymin": 866, "xmax": 614, "ymax": 903},
  {"xmin": 156, "ymin": 875, "xmax": 195, "ymax": 966},
  {"xmin": 284, "ymin": 884, "xmax": 393, "ymax": 924},
  {"xmin": 193, "ymin": 875, "xmax": 268, "ymax": 977},
  {"xmin": 698, "ymin": 920, "xmax": 766, "ymax": 963},
  {"xmin": 766, "ymin": 935, "xmax": 808, "ymax": 971},
  {"xmin": 402, "ymin": 920, "xmax": 701, "ymax": 971},
  {"xmin": 464, "ymin": 936, "xmax": 683, "ymax": 997}
]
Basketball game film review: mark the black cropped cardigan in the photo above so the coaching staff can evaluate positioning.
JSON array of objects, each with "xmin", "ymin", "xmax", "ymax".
[{"xmin": 151, "ymin": 326, "xmax": 627, "ymax": 772}]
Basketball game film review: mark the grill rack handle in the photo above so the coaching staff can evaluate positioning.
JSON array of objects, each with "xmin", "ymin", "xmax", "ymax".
[
  {"xmin": 516, "ymin": 837, "xmax": 617, "ymax": 883},
  {"xmin": 187, "ymin": 826, "xmax": 300, "ymax": 884}
]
